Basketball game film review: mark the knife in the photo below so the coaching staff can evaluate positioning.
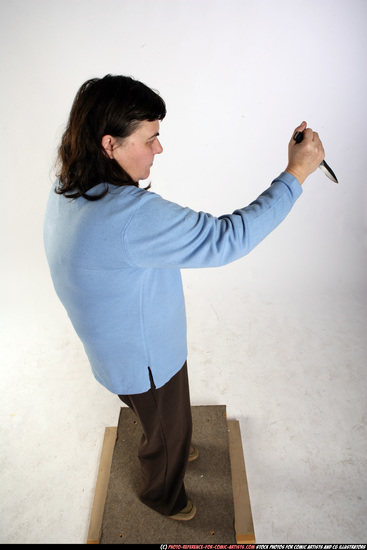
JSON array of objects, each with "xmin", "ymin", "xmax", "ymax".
[{"xmin": 293, "ymin": 130, "xmax": 338, "ymax": 183}]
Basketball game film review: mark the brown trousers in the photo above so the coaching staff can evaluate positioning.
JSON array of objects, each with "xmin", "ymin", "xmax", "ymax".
[{"xmin": 118, "ymin": 362, "xmax": 192, "ymax": 516}]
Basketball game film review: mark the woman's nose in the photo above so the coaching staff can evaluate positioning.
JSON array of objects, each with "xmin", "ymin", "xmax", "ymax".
[{"xmin": 154, "ymin": 139, "xmax": 163, "ymax": 155}]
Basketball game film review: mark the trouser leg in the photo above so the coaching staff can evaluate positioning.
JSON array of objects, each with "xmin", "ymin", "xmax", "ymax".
[{"xmin": 118, "ymin": 362, "xmax": 192, "ymax": 516}]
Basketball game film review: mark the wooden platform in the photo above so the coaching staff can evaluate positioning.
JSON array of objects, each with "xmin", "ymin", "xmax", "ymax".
[{"xmin": 87, "ymin": 405, "xmax": 255, "ymax": 544}]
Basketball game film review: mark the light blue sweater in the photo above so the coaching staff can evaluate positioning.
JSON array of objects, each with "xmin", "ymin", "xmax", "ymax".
[{"xmin": 43, "ymin": 171, "xmax": 302, "ymax": 394}]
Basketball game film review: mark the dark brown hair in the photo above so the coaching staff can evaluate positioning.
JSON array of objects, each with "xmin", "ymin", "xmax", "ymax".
[{"xmin": 55, "ymin": 74, "xmax": 166, "ymax": 200}]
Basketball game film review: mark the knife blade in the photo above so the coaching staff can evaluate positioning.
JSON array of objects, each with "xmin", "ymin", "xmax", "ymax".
[{"xmin": 293, "ymin": 130, "xmax": 338, "ymax": 183}]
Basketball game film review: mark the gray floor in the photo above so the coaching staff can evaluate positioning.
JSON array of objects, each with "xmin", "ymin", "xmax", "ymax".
[{"xmin": 1, "ymin": 269, "xmax": 366, "ymax": 544}]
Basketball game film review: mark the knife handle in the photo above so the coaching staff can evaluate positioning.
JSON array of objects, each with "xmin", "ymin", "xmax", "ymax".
[
  {"xmin": 294, "ymin": 129, "xmax": 326, "ymax": 167},
  {"xmin": 293, "ymin": 130, "xmax": 304, "ymax": 143},
  {"xmin": 293, "ymin": 129, "xmax": 338, "ymax": 183}
]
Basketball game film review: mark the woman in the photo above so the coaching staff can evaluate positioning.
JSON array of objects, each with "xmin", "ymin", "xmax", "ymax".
[{"xmin": 43, "ymin": 74, "xmax": 324, "ymax": 520}]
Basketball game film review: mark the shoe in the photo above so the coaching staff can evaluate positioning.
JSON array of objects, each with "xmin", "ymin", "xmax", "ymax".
[
  {"xmin": 188, "ymin": 444, "xmax": 199, "ymax": 462},
  {"xmin": 169, "ymin": 500, "xmax": 196, "ymax": 521}
]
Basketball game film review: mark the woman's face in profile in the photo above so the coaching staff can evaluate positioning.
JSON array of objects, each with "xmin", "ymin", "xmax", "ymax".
[{"xmin": 103, "ymin": 120, "xmax": 163, "ymax": 182}]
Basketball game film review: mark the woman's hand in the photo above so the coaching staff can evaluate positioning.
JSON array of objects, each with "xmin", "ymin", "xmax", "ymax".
[{"xmin": 285, "ymin": 121, "xmax": 325, "ymax": 185}]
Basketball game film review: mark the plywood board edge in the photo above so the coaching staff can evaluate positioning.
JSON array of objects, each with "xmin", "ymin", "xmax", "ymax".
[
  {"xmin": 87, "ymin": 426, "xmax": 117, "ymax": 544},
  {"xmin": 227, "ymin": 419, "xmax": 256, "ymax": 544}
]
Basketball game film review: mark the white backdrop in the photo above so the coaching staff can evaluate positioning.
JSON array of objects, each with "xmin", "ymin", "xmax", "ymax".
[
  {"xmin": 1, "ymin": 0, "xmax": 366, "ymax": 543},
  {"xmin": 1, "ymin": 0, "xmax": 366, "ymax": 290}
]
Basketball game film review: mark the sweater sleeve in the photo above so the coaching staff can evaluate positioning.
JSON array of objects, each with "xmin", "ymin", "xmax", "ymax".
[{"xmin": 122, "ymin": 171, "xmax": 302, "ymax": 269}]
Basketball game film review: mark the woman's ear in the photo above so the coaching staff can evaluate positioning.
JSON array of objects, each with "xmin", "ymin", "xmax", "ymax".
[{"xmin": 101, "ymin": 135, "xmax": 114, "ymax": 158}]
